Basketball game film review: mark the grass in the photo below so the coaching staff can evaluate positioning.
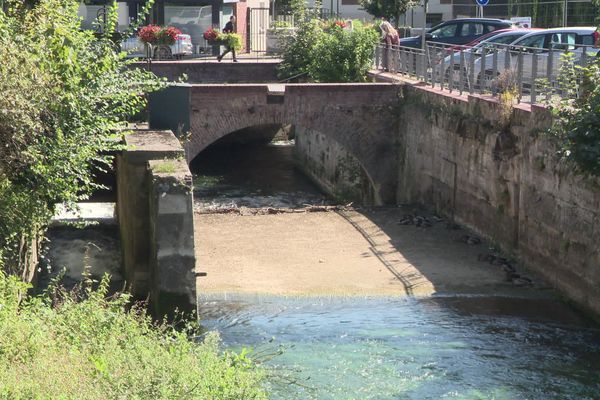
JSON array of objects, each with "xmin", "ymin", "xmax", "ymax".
[{"xmin": 0, "ymin": 272, "xmax": 267, "ymax": 399}]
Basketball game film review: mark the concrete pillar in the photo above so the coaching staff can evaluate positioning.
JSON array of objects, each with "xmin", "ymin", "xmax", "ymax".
[
  {"xmin": 116, "ymin": 130, "xmax": 186, "ymax": 300},
  {"xmin": 148, "ymin": 159, "xmax": 196, "ymax": 315}
]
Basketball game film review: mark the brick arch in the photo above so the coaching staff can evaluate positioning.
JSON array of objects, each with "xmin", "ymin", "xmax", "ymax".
[{"xmin": 180, "ymin": 83, "xmax": 400, "ymax": 204}]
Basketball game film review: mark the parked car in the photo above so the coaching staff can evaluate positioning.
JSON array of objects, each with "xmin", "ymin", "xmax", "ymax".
[
  {"xmin": 121, "ymin": 33, "xmax": 193, "ymax": 59},
  {"xmin": 449, "ymin": 28, "xmax": 535, "ymax": 51},
  {"xmin": 472, "ymin": 27, "xmax": 600, "ymax": 87},
  {"xmin": 443, "ymin": 29, "xmax": 538, "ymax": 82},
  {"xmin": 399, "ymin": 18, "xmax": 514, "ymax": 48}
]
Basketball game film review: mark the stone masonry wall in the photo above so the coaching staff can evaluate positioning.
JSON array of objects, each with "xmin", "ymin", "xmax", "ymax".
[
  {"xmin": 397, "ymin": 85, "xmax": 600, "ymax": 317},
  {"xmin": 295, "ymin": 126, "xmax": 376, "ymax": 205}
]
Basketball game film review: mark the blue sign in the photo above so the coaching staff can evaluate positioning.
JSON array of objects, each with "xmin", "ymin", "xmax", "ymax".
[{"xmin": 476, "ymin": 0, "xmax": 489, "ymax": 5}]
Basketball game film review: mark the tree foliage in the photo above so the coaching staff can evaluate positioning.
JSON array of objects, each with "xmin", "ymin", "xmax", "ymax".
[
  {"xmin": 359, "ymin": 0, "xmax": 418, "ymax": 27},
  {"xmin": 0, "ymin": 0, "xmax": 165, "ymax": 276},
  {"xmin": 278, "ymin": 19, "xmax": 379, "ymax": 82}
]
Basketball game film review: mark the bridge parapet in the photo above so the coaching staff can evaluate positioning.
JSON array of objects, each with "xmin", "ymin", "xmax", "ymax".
[{"xmin": 150, "ymin": 83, "xmax": 402, "ymax": 204}]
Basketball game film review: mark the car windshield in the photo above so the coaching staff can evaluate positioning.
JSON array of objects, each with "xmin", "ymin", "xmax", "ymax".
[
  {"xmin": 491, "ymin": 33, "xmax": 528, "ymax": 45},
  {"xmin": 430, "ymin": 24, "xmax": 457, "ymax": 39},
  {"xmin": 178, "ymin": 10, "xmax": 199, "ymax": 18},
  {"xmin": 514, "ymin": 34, "xmax": 545, "ymax": 49},
  {"xmin": 470, "ymin": 33, "xmax": 527, "ymax": 53}
]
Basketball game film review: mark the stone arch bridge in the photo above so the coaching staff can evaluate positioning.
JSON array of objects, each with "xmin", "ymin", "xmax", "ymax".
[{"xmin": 149, "ymin": 83, "xmax": 401, "ymax": 204}]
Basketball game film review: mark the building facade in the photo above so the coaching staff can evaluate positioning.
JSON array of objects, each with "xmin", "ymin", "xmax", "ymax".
[{"xmin": 303, "ymin": 0, "xmax": 596, "ymax": 28}]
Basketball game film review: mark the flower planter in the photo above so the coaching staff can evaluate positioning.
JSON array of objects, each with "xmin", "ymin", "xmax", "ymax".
[{"xmin": 208, "ymin": 39, "xmax": 227, "ymax": 46}]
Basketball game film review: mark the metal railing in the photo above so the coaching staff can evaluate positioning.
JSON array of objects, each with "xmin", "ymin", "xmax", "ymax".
[{"xmin": 374, "ymin": 41, "xmax": 598, "ymax": 105}]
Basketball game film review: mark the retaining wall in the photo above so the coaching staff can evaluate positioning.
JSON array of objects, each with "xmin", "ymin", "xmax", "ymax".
[{"xmin": 397, "ymin": 84, "xmax": 600, "ymax": 317}]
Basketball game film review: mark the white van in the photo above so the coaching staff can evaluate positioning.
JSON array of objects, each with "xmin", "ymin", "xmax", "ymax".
[{"xmin": 121, "ymin": 33, "xmax": 193, "ymax": 59}]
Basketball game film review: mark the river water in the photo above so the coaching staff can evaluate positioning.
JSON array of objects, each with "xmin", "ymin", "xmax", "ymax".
[{"xmin": 193, "ymin": 140, "xmax": 600, "ymax": 399}]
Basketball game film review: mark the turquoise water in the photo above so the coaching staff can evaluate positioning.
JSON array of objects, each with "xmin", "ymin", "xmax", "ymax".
[
  {"xmin": 192, "ymin": 140, "xmax": 600, "ymax": 399},
  {"xmin": 198, "ymin": 295, "xmax": 600, "ymax": 400}
]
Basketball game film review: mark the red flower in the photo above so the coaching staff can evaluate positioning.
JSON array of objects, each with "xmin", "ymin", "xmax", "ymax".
[
  {"xmin": 138, "ymin": 25, "xmax": 161, "ymax": 44},
  {"xmin": 334, "ymin": 20, "xmax": 347, "ymax": 29},
  {"xmin": 203, "ymin": 27, "xmax": 220, "ymax": 41},
  {"xmin": 157, "ymin": 26, "xmax": 182, "ymax": 45},
  {"xmin": 138, "ymin": 25, "xmax": 182, "ymax": 45}
]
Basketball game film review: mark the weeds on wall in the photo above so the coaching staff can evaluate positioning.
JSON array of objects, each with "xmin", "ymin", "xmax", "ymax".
[{"xmin": 493, "ymin": 70, "xmax": 519, "ymax": 128}]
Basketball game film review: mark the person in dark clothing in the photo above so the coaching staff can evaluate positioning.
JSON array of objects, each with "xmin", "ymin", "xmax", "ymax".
[{"xmin": 217, "ymin": 16, "xmax": 237, "ymax": 62}]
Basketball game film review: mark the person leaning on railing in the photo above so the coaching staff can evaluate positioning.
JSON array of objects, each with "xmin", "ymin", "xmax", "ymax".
[{"xmin": 380, "ymin": 17, "xmax": 399, "ymax": 72}]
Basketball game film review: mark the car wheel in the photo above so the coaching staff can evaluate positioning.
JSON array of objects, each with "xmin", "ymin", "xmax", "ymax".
[{"xmin": 154, "ymin": 46, "xmax": 173, "ymax": 60}]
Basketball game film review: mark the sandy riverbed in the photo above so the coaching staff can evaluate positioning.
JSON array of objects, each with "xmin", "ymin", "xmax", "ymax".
[{"xmin": 195, "ymin": 207, "xmax": 547, "ymax": 298}]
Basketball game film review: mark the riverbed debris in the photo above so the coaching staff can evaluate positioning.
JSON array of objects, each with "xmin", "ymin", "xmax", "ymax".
[
  {"xmin": 457, "ymin": 234, "xmax": 482, "ymax": 245},
  {"xmin": 445, "ymin": 222, "xmax": 461, "ymax": 230},
  {"xmin": 478, "ymin": 252, "xmax": 534, "ymax": 286},
  {"xmin": 195, "ymin": 204, "xmax": 353, "ymax": 216},
  {"xmin": 397, "ymin": 214, "xmax": 433, "ymax": 227}
]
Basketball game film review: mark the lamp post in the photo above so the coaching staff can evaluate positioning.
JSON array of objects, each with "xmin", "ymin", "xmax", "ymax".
[{"xmin": 563, "ymin": 0, "xmax": 568, "ymax": 27}]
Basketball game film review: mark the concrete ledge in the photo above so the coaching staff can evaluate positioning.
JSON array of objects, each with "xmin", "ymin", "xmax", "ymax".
[
  {"xmin": 124, "ymin": 130, "xmax": 185, "ymax": 163},
  {"xmin": 51, "ymin": 202, "xmax": 116, "ymax": 226},
  {"xmin": 133, "ymin": 60, "xmax": 280, "ymax": 83}
]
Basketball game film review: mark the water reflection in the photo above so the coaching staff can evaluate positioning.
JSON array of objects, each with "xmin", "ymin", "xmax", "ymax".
[{"xmin": 198, "ymin": 295, "xmax": 600, "ymax": 400}]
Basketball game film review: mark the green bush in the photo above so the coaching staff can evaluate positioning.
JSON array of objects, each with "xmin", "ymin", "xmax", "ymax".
[
  {"xmin": 278, "ymin": 19, "xmax": 379, "ymax": 82},
  {"xmin": 0, "ymin": 272, "xmax": 266, "ymax": 399},
  {"xmin": 0, "ymin": 0, "xmax": 165, "ymax": 276},
  {"xmin": 550, "ymin": 56, "xmax": 600, "ymax": 176}
]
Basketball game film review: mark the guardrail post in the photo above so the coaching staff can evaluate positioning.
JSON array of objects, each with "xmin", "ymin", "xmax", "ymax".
[
  {"xmin": 459, "ymin": 48, "xmax": 465, "ymax": 94},
  {"xmin": 492, "ymin": 46, "xmax": 498, "ymax": 90},
  {"xmin": 517, "ymin": 49, "xmax": 524, "ymax": 103},
  {"xmin": 439, "ymin": 46, "xmax": 446, "ymax": 90},
  {"xmin": 469, "ymin": 47, "xmax": 475, "ymax": 95},
  {"xmin": 547, "ymin": 48, "xmax": 554, "ymax": 103},
  {"xmin": 480, "ymin": 46, "xmax": 487, "ymax": 92},
  {"xmin": 531, "ymin": 49, "xmax": 538, "ymax": 104}
]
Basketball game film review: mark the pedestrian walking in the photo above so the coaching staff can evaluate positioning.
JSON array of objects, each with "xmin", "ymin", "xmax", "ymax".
[{"xmin": 217, "ymin": 16, "xmax": 238, "ymax": 62}]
